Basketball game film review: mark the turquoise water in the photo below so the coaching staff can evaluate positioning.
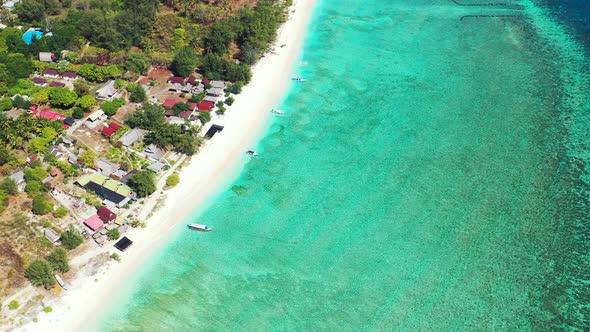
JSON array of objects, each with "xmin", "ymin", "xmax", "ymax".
[{"xmin": 96, "ymin": 0, "xmax": 590, "ymax": 330}]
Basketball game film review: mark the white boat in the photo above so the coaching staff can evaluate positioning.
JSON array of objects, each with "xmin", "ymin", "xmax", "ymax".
[
  {"xmin": 291, "ymin": 77, "xmax": 306, "ymax": 82},
  {"xmin": 271, "ymin": 109, "xmax": 284, "ymax": 115},
  {"xmin": 55, "ymin": 275, "xmax": 68, "ymax": 291},
  {"xmin": 188, "ymin": 224, "xmax": 213, "ymax": 232},
  {"xmin": 247, "ymin": 150, "xmax": 259, "ymax": 156}
]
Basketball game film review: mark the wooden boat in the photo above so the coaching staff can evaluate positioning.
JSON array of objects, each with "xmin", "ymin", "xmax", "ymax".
[
  {"xmin": 247, "ymin": 150, "xmax": 259, "ymax": 156},
  {"xmin": 271, "ymin": 109, "xmax": 284, "ymax": 115},
  {"xmin": 55, "ymin": 274, "xmax": 68, "ymax": 291},
  {"xmin": 291, "ymin": 77, "xmax": 306, "ymax": 82},
  {"xmin": 188, "ymin": 224, "xmax": 213, "ymax": 232}
]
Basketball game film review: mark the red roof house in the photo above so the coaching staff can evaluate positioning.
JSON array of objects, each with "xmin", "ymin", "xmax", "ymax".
[
  {"xmin": 197, "ymin": 100, "xmax": 215, "ymax": 112},
  {"xmin": 32, "ymin": 77, "xmax": 47, "ymax": 86},
  {"xmin": 187, "ymin": 102, "xmax": 197, "ymax": 111},
  {"xmin": 33, "ymin": 108, "xmax": 66, "ymax": 121},
  {"xmin": 168, "ymin": 76, "xmax": 185, "ymax": 84},
  {"xmin": 49, "ymin": 81, "xmax": 66, "ymax": 87},
  {"xmin": 62, "ymin": 71, "xmax": 78, "ymax": 79},
  {"xmin": 201, "ymin": 76, "xmax": 210, "ymax": 84},
  {"xmin": 187, "ymin": 75, "xmax": 197, "ymax": 85},
  {"xmin": 83, "ymin": 214, "xmax": 104, "ymax": 231},
  {"xmin": 97, "ymin": 206, "xmax": 117, "ymax": 222},
  {"xmin": 178, "ymin": 111, "xmax": 193, "ymax": 118},
  {"xmin": 43, "ymin": 68, "xmax": 59, "ymax": 77},
  {"xmin": 162, "ymin": 98, "xmax": 179, "ymax": 108},
  {"xmin": 101, "ymin": 122, "xmax": 122, "ymax": 138}
]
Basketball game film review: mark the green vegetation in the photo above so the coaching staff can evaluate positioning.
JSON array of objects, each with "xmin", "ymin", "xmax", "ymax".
[
  {"xmin": 127, "ymin": 170, "xmax": 156, "ymax": 198},
  {"xmin": 8, "ymin": 300, "xmax": 19, "ymax": 310},
  {"xmin": 126, "ymin": 104, "xmax": 203, "ymax": 155},
  {"xmin": 166, "ymin": 172, "xmax": 180, "ymax": 188},
  {"xmin": 48, "ymin": 87, "xmax": 78, "ymax": 108},
  {"xmin": 172, "ymin": 47, "xmax": 198, "ymax": 77},
  {"xmin": 199, "ymin": 111, "xmax": 211, "ymax": 124},
  {"xmin": 110, "ymin": 252, "xmax": 121, "ymax": 262},
  {"xmin": 77, "ymin": 95, "xmax": 97, "ymax": 111},
  {"xmin": 44, "ymin": 306, "xmax": 53, "ymax": 313},
  {"xmin": 25, "ymin": 260, "xmax": 55, "ymax": 288},
  {"xmin": 60, "ymin": 227, "xmax": 83, "ymax": 250},
  {"xmin": 52, "ymin": 206, "xmax": 68, "ymax": 218},
  {"xmin": 79, "ymin": 150, "xmax": 97, "ymax": 167},
  {"xmin": 32, "ymin": 195, "xmax": 53, "ymax": 215},
  {"xmin": 47, "ymin": 248, "xmax": 70, "ymax": 273},
  {"xmin": 107, "ymin": 228, "xmax": 120, "ymax": 241},
  {"xmin": 129, "ymin": 86, "xmax": 147, "ymax": 103},
  {"xmin": 101, "ymin": 97, "xmax": 126, "ymax": 116}
]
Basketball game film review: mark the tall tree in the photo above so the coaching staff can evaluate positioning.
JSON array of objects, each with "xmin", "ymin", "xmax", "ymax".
[{"xmin": 172, "ymin": 47, "xmax": 198, "ymax": 77}]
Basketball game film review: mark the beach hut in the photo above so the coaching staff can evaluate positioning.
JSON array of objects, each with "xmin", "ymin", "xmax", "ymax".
[
  {"xmin": 114, "ymin": 236, "xmax": 133, "ymax": 252},
  {"xmin": 97, "ymin": 206, "xmax": 117, "ymax": 223},
  {"xmin": 83, "ymin": 214, "xmax": 104, "ymax": 232},
  {"xmin": 205, "ymin": 125, "xmax": 224, "ymax": 138}
]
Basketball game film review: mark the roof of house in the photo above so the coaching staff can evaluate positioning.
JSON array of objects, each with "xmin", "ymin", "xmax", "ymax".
[
  {"xmin": 197, "ymin": 100, "xmax": 215, "ymax": 112},
  {"xmin": 78, "ymin": 174, "xmax": 132, "ymax": 204},
  {"xmin": 121, "ymin": 170, "xmax": 138, "ymax": 184},
  {"xmin": 49, "ymin": 145, "xmax": 64, "ymax": 156},
  {"xmin": 187, "ymin": 75, "xmax": 197, "ymax": 85},
  {"xmin": 62, "ymin": 71, "xmax": 77, "ymax": 78},
  {"xmin": 96, "ymin": 158, "xmax": 120, "ymax": 176},
  {"xmin": 96, "ymin": 80, "xmax": 117, "ymax": 99},
  {"xmin": 101, "ymin": 122, "xmax": 122, "ymax": 138},
  {"xmin": 32, "ymin": 77, "xmax": 47, "ymax": 85},
  {"xmin": 44, "ymin": 228, "xmax": 60, "ymax": 243},
  {"xmin": 83, "ymin": 214, "xmax": 104, "ymax": 231},
  {"xmin": 178, "ymin": 111, "xmax": 193, "ymax": 118},
  {"xmin": 205, "ymin": 124, "xmax": 224, "ymax": 138},
  {"xmin": 9, "ymin": 170, "xmax": 24, "ymax": 183},
  {"xmin": 43, "ymin": 68, "xmax": 58, "ymax": 76},
  {"xmin": 97, "ymin": 206, "xmax": 116, "ymax": 222},
  {"xmin": 210, "ymin": 80, "xmax": 225, "ymax": 88},
  {"xmin": 207, "ymin": 87, "xmax": 224, "ymax": 96},
  {"xmin": 162, "ymin": 98, "xmax": 179, "ymax": 108},
  {"xmin": 49, "ymin": 81, "xmax": 66, "ymax": 87},
  {"xmin": 203, "ymin": 96, "xmax": 218, "ymax": 103},
  {"xmin": 88, "ymin": 109, "xmax": 104, "ymax": 121},
  {"xmin": 147, "ymin": 161, "xmax": 167, "ymax": 172},
  {"xmin": 168, "ymin": 76, "xmax": 185, "ymax": 84},
  {"xmin": 34, "ymin": 109, "xmax": 66, "ymax": 121},
  {"xmin": 64, "ymin": 117, "xmax": 75, "ymax": 126},
  {"xmin": 187, "ymin": 102, "xmax": 197, "ymax": 111},
  {"xmin": 118, "ymin": 128, "xmax": 147, "ymax": 147},
  {"xmin": 144, "ymin": 144, "xmax": 167, "ymax": 161},
  {"xmin": 39, "ymin": 52, "xmax": 53, "ymax": 62},
  {"xmin": 114, "ymin": 236, "xmax": 133, "ymax": 251},
  {"xmin": 201, "ymin": 76, "xmax": 210, "ymax": 84}
]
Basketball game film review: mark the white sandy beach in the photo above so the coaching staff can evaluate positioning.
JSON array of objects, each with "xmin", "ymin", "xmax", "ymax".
[{"xmin": 19, "ymin": 0, "xmax": 316, "ymax": 330}]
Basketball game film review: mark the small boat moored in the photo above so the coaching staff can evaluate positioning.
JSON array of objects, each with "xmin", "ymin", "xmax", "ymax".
[
  {"xmin": 247, "ymin": 150, "xmax": 259, "ymax": 156},
  {"xmin": 291, "ymin": 77, "xmax": 306, "ymax": 82},
  {"xmin": 188, "ymin": 224, "xmax": 213, "ymax": 232},
  {"xmin": 271, "ymin": 109, "xmax": 284, "ymax": 115}
]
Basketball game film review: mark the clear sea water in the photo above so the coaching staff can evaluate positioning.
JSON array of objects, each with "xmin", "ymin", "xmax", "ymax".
[{"xmin": 95, "ymin": 0, "xmax": 590, "ymax": 330}]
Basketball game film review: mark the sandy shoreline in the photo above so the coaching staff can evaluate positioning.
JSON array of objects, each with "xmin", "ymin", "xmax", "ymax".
[{"xmin": 19, "ymin": 0, "xmax": 316, "ymax": 330}]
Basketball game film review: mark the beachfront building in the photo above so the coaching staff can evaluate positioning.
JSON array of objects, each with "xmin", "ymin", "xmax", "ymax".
[
  {"xmin": 76, "ymin": 173, "xmax": 133, "ymax": 207},
  {"xmin": 97, "ymin": 206, "xmax": 117, "ymax": 223},
  {"xmin": 144, "ymin": 144, "xmax": 167, "ymax": 161},
  {"xmin": 206, "ymin": 87, "xmax": 224, "ymax": 97},
  {"xmin": 96, "ymin": 80, "xmax": 118, "ymax": 101},
  {"xmin": 83, "ymin": 214, "xmax": 104, "ymax": 232}
]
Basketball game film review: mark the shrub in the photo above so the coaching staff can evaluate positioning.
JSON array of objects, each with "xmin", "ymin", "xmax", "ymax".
[
  {"xmin": 72, "ymin": 107, "xmax": 85, "ymax": 119},
  {"xmin": 25, "ymin": 260, "xmax": 55, "ymax": 288},
  {"xmin": 8, "ymin": 300, "xmax": 19, "ymax": 310},
  {"xmin": 166, "ymin": 173, "xmax": 179, "ymax": 187},
  {"xmin": 43, "ymin": 306, "xmax": 52, "ymax": 313},
  {"xmin": 32, "ymin": 195, "xmax": 53, "ymax": 215},
  {"xmin": 198, "ymin": 111, "xmax": 211, "ymax": 124},
  {"xmin": 0, "ymin": 178, "xmax": 18, "ymax": 195},
  {"xmin": 60, "ymin": 227, "xmax": 83, "ymax": 250},
  {"xmin": 225, "ymin": 82, "xmax": 244, "ymax": 94},
  {"xmin": 224, "ymin": 96, "xmax": 235, "ymax": 106},
  {"xmin": 47, "ymin": 248, "xmax": 70, "ymax": 273},
  {"xmin": 110, "ymin": 253, "xmax": 121, "ymax": 262},
  {"xmin": 53, "ymin": 206, "xmax": 68, "ymax": 218},
  {"xmin": 189, "ymin": 92, "xmax": 205, "ymax": 103},
  {"xmin": 107, "ymin": 228, "xmax": 120, "ymax": 241}
]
